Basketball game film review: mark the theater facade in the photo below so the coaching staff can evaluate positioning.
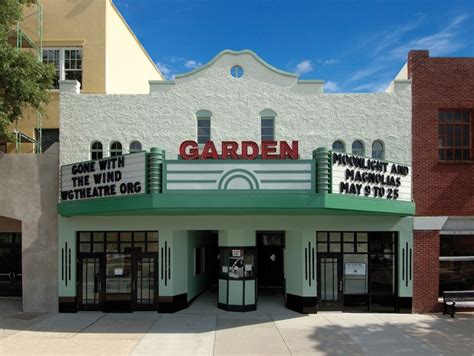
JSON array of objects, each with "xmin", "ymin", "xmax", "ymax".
[{"xmin": 57, "ymin": 50, "xmax": 415, "ymax": 313}]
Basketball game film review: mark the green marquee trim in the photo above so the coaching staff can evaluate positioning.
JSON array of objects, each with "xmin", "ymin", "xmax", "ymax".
[{"xmin": 58, "ymin": 192, "xmax": 415, "ymax": 217}]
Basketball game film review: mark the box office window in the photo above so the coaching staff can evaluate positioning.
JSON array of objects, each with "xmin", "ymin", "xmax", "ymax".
[{"xmin": 439, "ymin": 235, "xmax": 474, "ymax": 295}]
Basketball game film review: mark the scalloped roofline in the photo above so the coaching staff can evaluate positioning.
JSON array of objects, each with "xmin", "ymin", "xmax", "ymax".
[{"xmin": 174, "ymin": 49, "xmax": 300, "ymax": 79}]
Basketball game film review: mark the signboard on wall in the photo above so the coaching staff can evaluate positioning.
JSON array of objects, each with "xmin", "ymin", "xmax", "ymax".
[
  {"xmin": 60, "ymin": 152, "xmax": 146, "ymax": 201},
  {"xmin": 345, "ymin": 263, "xmax": 366, "ymax": 276},
  {"xmin": 332, "ymin": 152, "xmax": 412, "ymax": 202}
]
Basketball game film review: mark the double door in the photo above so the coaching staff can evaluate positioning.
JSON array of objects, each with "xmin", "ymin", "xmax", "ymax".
[
  {"xmin": 0, "ymin": 233, "xmax": 22, "ymax": 297},
  {"xmin": 78, "ymin": 252, "xmax": 158, "ymax": 311}
]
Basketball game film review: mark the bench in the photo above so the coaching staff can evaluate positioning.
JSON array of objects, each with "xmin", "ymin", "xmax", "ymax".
[{"xmin": 443, "ymin": 290, "xmax": 474, "ymax": 317}]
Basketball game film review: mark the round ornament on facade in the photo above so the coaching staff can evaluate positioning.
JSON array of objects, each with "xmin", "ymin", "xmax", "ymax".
[{"xmin": 230, "ymin": 65, "xmax": 244, "ymax": 78}]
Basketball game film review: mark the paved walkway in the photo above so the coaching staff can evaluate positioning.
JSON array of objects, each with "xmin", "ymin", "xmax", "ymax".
[{"xmin": 0, "ymin": 293, "xmax": 473, "ymax": 355}]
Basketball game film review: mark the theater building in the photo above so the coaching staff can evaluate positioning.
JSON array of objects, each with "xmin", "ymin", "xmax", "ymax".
[
  {"xmin": 57, "ymin": 50, "xmax": 415, "ymax": 313},
  {"xmin": 406, "ymin": 50, "xmax": 474, "ymax": 312}
]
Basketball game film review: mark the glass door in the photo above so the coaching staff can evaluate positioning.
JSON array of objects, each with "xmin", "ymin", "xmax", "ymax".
[
  {"xmin": 105, "ymin": 253, "xmax": 132, "ymax": 312},
  {"xmin": 132, "ymin": 252, "xmax": 158, "ymax": 310},
  {"xmin": 317, "ymin": 254, "xmax": 343, "ymax": 310},
  {"xmin": 0, "ymin": 233, "xmax": 22, "ymax": 297},
  {"xmin": 78, "ymin": 254, "xmax": 105, "ymax": 310}
]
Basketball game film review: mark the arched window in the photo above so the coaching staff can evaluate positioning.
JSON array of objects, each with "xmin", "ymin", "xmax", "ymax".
[
  {"xmin": 352, "ymin": 140, "xmax": 365, "ymax": 156},
  {"xmin": 332, "ymin": 140, "xmax": 345, "ymax": 153},
  {"xmin": 196, "ymin": 110, "xmax": 211, "ymax": 144},
  {"xmin": 110, "ymin": 141, "xmax": 122, "ymax": 157},
  {"xmin": 129, "ymin": 141, "xmax": 142, "ymax": 153},
  {"xmin": 90, "ymin": 141, "xmax": 103, "ymax": 160},
  {"xmin": 372, "ymin": 140, "xmax": 385, "ymax": 160},
  {"xmin": 260, "ymin": 109, "xmax": 276, "ymax": 141}
]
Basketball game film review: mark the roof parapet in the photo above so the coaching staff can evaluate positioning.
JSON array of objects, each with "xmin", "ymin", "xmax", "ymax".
[
  {"xmin": 149, "ymin": 80, "xmax": 175, "ymax": 93},
  {"xmin": 386, "ymin": 79, "xmax": 411, "ymax": 93}
]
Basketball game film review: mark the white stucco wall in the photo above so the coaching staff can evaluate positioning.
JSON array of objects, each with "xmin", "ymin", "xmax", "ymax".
[{"xmin": 60, "ymin": 50, "xmax": 411, "ymax": 165}]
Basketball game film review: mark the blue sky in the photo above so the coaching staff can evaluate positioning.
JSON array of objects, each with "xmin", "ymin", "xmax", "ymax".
[{"xmin": 114, "ymin": 0, "xmax": 473, "ymax": 93}]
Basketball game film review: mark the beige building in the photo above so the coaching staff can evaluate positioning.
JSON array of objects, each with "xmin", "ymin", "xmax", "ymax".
[
  {"xmin": 3, "ymin": 0, "xmax": 163, "ymax": 153},
  {"xmin": 0, "ymin": 0, "xmax": 162, "ymax": 311}
]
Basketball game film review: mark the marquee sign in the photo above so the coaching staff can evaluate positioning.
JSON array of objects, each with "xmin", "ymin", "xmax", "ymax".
[
  {"xmin": 165, "ymin": 161, "xmax": 312, "ymax": 191},
  {"xmin": 179, "ymin": 140, "xmax": 299, "ymax": 160},
  {"xmin": 331, "ymin": 152, "xmax": 411, "ymax": 201},
  {"xmin": 60, "ymin": 152, "xmax": 146, "ymax": 201}
]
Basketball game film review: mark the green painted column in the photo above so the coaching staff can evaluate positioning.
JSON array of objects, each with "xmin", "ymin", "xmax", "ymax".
[
  {"xmin": 148, "ymin": 147, "xmax": 165, "ymax": 193},
  {"xmin": 58, "ymin": 217, "xmax": 77, "ymax": 298},
  {"xmin": 313, "ymin": 147, "xmax": 331, "ymax": 194},
  {"xmin": 285, "ymin": 229, "xmax": 317, "ymax": 313},
  {"xmin": 397, "ymin": 217, "xmax": 413, "ymax": 297}
]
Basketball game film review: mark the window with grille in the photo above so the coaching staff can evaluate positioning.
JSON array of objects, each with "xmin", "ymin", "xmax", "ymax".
[
  {"xmin": 332, "ymin": 140, "xmax": 345, "ymax": 152},
  {"xmin": 260, "ymin": 109, "xmax": 276, "ymax": 141},
  {"xmin": 129, "ymin": 141, "xmax": 142, "ymax": 153},
  {"xmin": 196, "ymin": 110, "xmax": 211, "ymax": 144},
  {"xmin": 110, "ymin": 141, "xmax": 122, "ymax": 157},
  {"xmin": 90, "ymin": 141, "xmax": 103, "ymax": 160},
  {"xmin": 372, "ymin": 140, "xmax": 385, "ymax": 160},
  {"xmin": 42, "ymin": 48, "xmax": 83, "ymax": 89},
  {"xmin": 438, "ymin": 111, "xmax": 471, "ymax": 161},
  {"xmin": 352, "ymin": 140, "xmax": 365, "ymax": 156}
]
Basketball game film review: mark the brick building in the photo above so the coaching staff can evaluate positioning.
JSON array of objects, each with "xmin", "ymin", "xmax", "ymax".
[{"xmin": 408, "ymin": 50, "xmax": 474, "ymax": 312}]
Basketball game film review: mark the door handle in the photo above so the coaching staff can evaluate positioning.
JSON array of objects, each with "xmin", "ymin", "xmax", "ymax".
[{"xmin": 339, "ymin": 280, "xmax": 343, "ymax": 292}]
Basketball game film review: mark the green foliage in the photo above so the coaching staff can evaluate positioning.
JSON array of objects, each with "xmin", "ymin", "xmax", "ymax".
[{"xmin": 0, "ymin": 0, "xmax": 55, "ymax": 141}]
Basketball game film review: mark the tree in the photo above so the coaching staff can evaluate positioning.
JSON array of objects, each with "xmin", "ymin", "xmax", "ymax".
[{"xmin": 0, "ymin": 0, "xmax": 55, "ymax": 141}]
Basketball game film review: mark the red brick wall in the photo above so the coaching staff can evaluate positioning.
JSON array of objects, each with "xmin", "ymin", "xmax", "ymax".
[
  {"xmin": 413, "ymin": 230, "xmax": 441, "ymax": 312},
  {"xmin": 408, "ymin": 50, "xmax": 474, "ymax": 217}
]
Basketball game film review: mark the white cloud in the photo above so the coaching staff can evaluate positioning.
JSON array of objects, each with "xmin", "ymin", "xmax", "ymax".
[
  {"xmin": 156, "ymin": 62, "xmax": 172, "ymax": 78},
  {"xmin": 184, "ymin": 60, "xmax": 202, "ymax": 69},
  {"xmin": 352, "ymin": 81, "xmax": 390, "ymax": 93},
  {"xmin": 386, "ymin": 14, "xmax": 470, "ymax": 60},
  {"xmin": 294, "ymin": 60, "xmax": 314, "ymax": 75},
  {"xmin": 323, "ymin": 59, "xmax": 338, "ymax": 65},
  {"xmin": 324, "ymin": 81, "xmax": 340, "ymax": 93},
  {"xmin": 348, "ymin": 66, "xmax": 384, "ymax": 83}
]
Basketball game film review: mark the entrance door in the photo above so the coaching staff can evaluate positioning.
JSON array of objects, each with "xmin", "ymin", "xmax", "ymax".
[
  {"xmin": 317, "ymin": 254, "xmax": 343, "ymax": 310},
  {"xmin": 132, "ymin": 252, "xmax": 158, "ymax": 310},
  {"xmin": 257, "ymin": 232, "xmax": 284, "ymax": 293},
  {"xmin": 105, "ymin": 253, "xmax": 132, "ymax": 312},
  {"xmin": 78, "ymin": 254, "xmax": 105, "ymax": 310},
  {"xmin": 0, "ymin": 233, "xmax": 22, "ymax": 297}
]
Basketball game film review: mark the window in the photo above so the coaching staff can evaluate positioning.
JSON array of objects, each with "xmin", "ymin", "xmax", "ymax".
[
  {"xmin": 332, "ymin": 140, "xmax": 345, "ymax": 152},
  {"xmin": 129, "ymin": 141, "xmax": 142, "ymax": 153},
  {"xmin": 42, "ymin": 48, "xmax": 83, "ymax": 89},
  {"xmin": 35, "ymin": 129, "xmax": 59, "ymax": 153},
  {"xmin": 110, "ymin": 141, "xmax": 122, "ymax": 157},
  {"xmin": 90, "ymin": 141, "xmax": 103, "ymax": 160},
  {"xmin": 260, "ymin": 109, "xmax": 276, "ymax": 141},
  {"xmin": 439, "ymin": 235, "xmax": 474, "ymax": 295},
  {"xmin": 372, "ymin": 140, "xmax": 385, "ymax": 160},
  {"xmin": 230, "ymin": 65, "xmax": 244, "ymax": 78},
  {"xmin": 196, "ymin": 110, "xmax": 211, "ymax": 144},
  {"xmin": 352, "ymin": 140, "xmax": 365, "ymax": 156},
  {"xmin": 438, "ymin": 111, "xmax": 471, "ymax": 161}
]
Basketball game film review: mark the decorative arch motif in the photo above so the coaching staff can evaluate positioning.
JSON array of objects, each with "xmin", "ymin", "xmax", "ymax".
[{"xmin": 218, "ymin": 169, "xmax": 260, "ymax": 190}]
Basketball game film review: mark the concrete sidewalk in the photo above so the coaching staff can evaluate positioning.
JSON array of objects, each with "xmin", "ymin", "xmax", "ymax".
[{"xmin": 1, "ymin": 295, "xmax": 473, "ymax": 355}]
